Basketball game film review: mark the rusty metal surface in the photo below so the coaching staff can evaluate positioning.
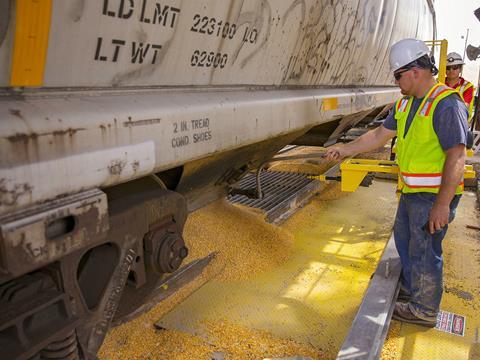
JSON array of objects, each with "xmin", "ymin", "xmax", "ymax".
[
  {"xmin": 0, "ymin": 0, "xmax": 434, "ymax": 88},
  {"xmin": 0, "ymin": 283, "xmax": 81, "ymax": 360},
  {"xmin": 76, "ymin": 188, "xmax": 189, "ymax": 357},
  {"xmin": 0, "ymin": 187, "xmax": 190, "ymax": 360},
  {"xmin": 0, "ymin": 189, "xmax": 108, "ymax": 279},
  {"xmin": 113, "ymin": 252, "xmax": 217, "ymax": 326}
]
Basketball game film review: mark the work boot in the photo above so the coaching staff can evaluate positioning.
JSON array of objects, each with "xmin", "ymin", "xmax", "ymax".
[
  {"xmin": 392, "ymin": 302, "xmax": 437, "ymax": 328},
  {"xmin": 396, "ymin": 289, "xmax": 410, "ymax": 303}
]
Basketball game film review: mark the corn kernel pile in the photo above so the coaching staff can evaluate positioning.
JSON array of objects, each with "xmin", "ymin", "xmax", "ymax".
[
  {"xmin": 184, "ymin": 199, "xmax": 295, "ymax": 282},
  {"xmin": 100, "ymin": 199, "xmax": 301, "ymax": 359},
  {"xmin": 102, "ymin": 317, "xmax": 323, "ymax": 359}
]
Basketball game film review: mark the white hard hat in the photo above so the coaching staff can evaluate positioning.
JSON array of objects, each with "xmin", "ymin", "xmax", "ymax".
[
  {"xmin": 389, "ymin": 38, "xmax": 430, "ymax": 72},
  {"xmin": 446, "ymin": 52, "xmax": 464, "ymax": 66}
]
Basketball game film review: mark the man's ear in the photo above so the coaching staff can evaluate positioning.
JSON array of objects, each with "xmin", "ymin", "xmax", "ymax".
[{"xmin": 411, "ymin": 68, "xmax": 420, "ymax": 79}]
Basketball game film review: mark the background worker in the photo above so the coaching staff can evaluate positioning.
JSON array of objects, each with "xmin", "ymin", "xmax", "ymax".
[
  {"xmin": 325, "ymin": 38, "xmax": 468, "ymax": 327},
  {"xmin": 445, "ymin": 52, "xmax": 475, "ymax": 123}
]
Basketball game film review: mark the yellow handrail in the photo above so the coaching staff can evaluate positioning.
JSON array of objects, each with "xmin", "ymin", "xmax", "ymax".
[
  {"xmin": 425, "ymin": 39, "xmax": 448, "ymax": 83},
  {"xmin": 313, "ymin": 158, "xmax": 475, "ymax": 192}
]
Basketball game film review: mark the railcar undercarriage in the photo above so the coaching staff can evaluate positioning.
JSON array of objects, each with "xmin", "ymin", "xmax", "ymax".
[{"xmin": 0, "ymin": 112, "xmax": 381, "ymax": 359}]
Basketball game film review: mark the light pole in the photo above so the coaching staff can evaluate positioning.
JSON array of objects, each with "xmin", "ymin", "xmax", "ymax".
[{"xmin": 462, "ymin": 28, "xmax": 470, "ymax": 62}]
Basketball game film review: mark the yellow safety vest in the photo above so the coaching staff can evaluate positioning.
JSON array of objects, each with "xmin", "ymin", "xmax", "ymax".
[
  {"xmin": 455, "ymin": 80, "xmax": 474, "ymax": 122},
  {"xmin": 394, "ymin": 84, "xmax": 464, "ymax": 194}
]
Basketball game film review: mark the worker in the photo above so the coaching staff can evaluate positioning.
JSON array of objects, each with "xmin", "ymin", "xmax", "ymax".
[
  {"xmin": 444, "ymin": 52, "xmax": 475, "ymax": 123},
  {"xmin": 325, "ymin": 38, "xmax": 468, "ymax": 327}
]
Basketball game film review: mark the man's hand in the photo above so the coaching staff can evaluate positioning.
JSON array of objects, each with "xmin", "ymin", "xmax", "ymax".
[
  {"xmin": 325, "ymin": 125, "xmax": 396, "ymax": 162},
  {"xmin": 428, "ymin": 202, "xmax": 450, "ymax": 234},
  {"xmin": 325, "ymin": 145, "xmax": 352, "ymax": 162}
]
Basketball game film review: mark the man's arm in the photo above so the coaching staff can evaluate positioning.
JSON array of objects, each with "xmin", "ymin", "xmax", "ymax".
[
  {"xmin": 325, "ymin": 125, "xmax": 397, "ymax": 161},
  {"xmin": 428, "ymin": 144, "xmax": 466, "ymax": 234}
]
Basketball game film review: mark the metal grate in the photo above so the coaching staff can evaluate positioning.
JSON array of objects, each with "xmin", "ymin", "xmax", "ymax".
[{"xmin": 228, "ymin": 170, "xmax": 322, "ymax": 223}]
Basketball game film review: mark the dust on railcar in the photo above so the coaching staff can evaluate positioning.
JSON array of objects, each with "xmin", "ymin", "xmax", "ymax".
[{"xmin": 0, "ymin": 0, "xmax": 435, "ymax": 358}]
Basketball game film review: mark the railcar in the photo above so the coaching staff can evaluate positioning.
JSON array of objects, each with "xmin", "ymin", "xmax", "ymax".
[{"xmin": 0, "ymin": 1, "xmax": 434, "ymax": 358}]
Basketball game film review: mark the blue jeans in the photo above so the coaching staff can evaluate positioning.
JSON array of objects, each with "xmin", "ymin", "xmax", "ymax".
[{"xmin": 393, "ymin": 192, "xmax": 461, "ymax": 320}]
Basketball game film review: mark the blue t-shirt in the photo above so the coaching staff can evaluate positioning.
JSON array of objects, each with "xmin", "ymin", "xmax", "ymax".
[{"xmin": 383, "ymin": 94, "xmax": 468, "ymax": 151}]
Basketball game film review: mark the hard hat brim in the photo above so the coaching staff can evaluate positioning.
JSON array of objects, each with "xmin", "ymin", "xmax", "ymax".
[{"xmin": 447, "ymin": 60, "xmax": 464, "ymax": 66}]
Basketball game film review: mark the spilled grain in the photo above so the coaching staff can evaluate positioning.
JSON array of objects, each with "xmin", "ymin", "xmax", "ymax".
[
  {"xmin": 184, "ymin": 198, "xmax": 294, "ymax": 282},
  {"xmin": 380, "ymin": 320, "xmax": 401, "ymax": 359}
]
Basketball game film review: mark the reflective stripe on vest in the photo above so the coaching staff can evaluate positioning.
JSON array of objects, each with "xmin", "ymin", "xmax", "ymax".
[
  {"xmin": 457, "ymin": 81, "xmax": 473, "ymax": 95},
  {"xmin": 456, "ymin": 80, "xmax": 474, "ymax": 121},
  {"xmin": 396, "ymin": 98, "xmax": 409, "ymax": 112},
  {"xmin": 400, "ymin": 172, "xmax": 442, "ymax": 188},
  {"xmin": 418, "ymin": 86, "xmax": 450, "ymax": 116}
]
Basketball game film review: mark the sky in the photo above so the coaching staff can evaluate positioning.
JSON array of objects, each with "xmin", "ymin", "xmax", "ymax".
[{"xmin": 436, "ymin": 0, "xmax": 480, "ymax": 83}]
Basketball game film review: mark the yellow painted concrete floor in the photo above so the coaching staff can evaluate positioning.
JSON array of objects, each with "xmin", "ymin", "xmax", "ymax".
[{"xmin": 381, "ymin": 190, "xmax": 480, "ymax": 360}]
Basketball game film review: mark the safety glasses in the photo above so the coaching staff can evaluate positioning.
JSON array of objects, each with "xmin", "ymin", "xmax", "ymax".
[
  {"xmin": 446, "ymin": 65, "xmax": 461, "ymax": 71},
  {"xmin": 393, "ymin": 68, "xmax": 412, "ymax": 80}
]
